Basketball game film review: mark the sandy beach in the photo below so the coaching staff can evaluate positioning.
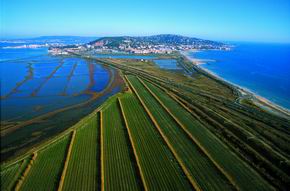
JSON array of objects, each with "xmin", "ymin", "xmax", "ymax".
[
  {"xmin": 181, "ymin": 51, "xmax": 290, "ymax": 118},
  {"xmin": 181, "ymin": 50, "xmax": 215, "ymax": 65}
]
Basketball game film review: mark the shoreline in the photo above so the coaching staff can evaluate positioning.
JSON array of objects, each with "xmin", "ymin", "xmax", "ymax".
[
  {"xmin": 181, "ymin": 51, "xmax": 290, "ymax": 118},
  {"xmin": 180, "ymin": 50, "xmax": 215, "ymax": 64}
]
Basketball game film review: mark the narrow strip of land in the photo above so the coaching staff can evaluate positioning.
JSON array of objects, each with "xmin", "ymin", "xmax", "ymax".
[{"xmin": 31, "ymin": 60, "xmax": 65, "ymax": 97}]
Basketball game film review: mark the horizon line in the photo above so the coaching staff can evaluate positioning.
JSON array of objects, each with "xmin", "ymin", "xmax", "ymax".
[{"xmin": 1, "ymin": 34, "xmax": 290, "ymax": 44}]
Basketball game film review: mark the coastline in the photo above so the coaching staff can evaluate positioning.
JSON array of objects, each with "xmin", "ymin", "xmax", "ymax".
[
  {"xmin": 181, "ymin": 50, "xmax": 215, "ymax": 64},
  {"xmin": 181, "ymin": 51, "xmax": 290, "ymax": 118}
]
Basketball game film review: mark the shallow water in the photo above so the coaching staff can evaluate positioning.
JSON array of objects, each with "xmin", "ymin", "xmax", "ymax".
[
  {"xmin": 0, "ymin": 38, "xmax": 124, "ymax": 160},
  {"xmin": 0, "ymin": 62, "xmax": 28, "ymax": 96},
  {"xmin": 0, "ymin": 49, "xmax": 114, "ymax": 121},
  {"xmin": 154, "ymin": 59, "xmax": 182, "ymax": 70},
  {"xmin": 0, "ymin": 48, "xmax": 48, "ymax": 62},
  {"xmin": 91, "ymin": 64, "xmax": 111, "ymax": 92}
]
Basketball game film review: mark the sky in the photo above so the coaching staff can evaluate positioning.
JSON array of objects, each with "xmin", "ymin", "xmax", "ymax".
[{"xmin": 1, "ymin": 0, "xmax": 290, "ymax": 42}]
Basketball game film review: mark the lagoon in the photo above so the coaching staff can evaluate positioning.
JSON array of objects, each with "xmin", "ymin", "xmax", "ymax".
[
  {"xmin": 0, "ymin": 46, "xmax": 122, "ymax": 160},
  {"xmin": 154, "ymin": 59, "xmax": 182, "ymax": 70},
  {"xmin": 1, "ymin": 55, "xmax": 114, "ymax": 121}
]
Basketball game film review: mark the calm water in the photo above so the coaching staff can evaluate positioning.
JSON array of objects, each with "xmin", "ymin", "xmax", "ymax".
[
  {"xmin": 154, "ymin": 59, "xmax": 182, "ymax": 70},
  {"xmin": 0, "ymin": 47, "xmax": 112, "ymax": 121},
  {"xmin": 0, "ymin": 42, "xmax": 123, "ymax": 160},
  {"xmin": 1, "ymin": 39, "xmax": 124, "ymax": 160},
  {"xmin": 185, "ymin": 42, "xmax": 290, "ymax": 110}
]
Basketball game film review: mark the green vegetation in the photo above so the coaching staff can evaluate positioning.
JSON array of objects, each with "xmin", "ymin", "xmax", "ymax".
[
  {"xmin": 1, "ymin": 162, "xmax": 21, "ymax": 190},
  {"xmin": 127, "ymin": 75, "xmax": 233, "ymax": 190},
  {"xmin": 102, "ymin": 98, "xmax": 141, "ymax": 191},
  {"xmin": 62, "ymin": 114, "xmax": 99, "ymax": 191},
  {"xmin": 20, "ymin": 136, "xmax": 70, "ymax": 191},
  {"xmin": 140, "ymin": 77, "xmax": 273, "ymax": 190},
  {"xmin": 1, "ymin": 157, "xmax": 32, "ymax": 191},
  {"xmin": 119, "ymin": 93, "xmax": 192, "ymax": 190},
  {"xmin": 99, "ymin": 55, "xmax": 289, "ymax": 189}
]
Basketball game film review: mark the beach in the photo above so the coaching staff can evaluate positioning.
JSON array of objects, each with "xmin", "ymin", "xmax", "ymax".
[{"xmin": 181, "ymin": 51, "xmax": 290, "ymax": 118}]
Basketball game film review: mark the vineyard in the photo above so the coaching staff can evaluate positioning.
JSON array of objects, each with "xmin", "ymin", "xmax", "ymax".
[
  {"xmin": 1, "ymin": 67, "xmax": 289, "ymax": 190},
  {"xmin": 20, "ymin": 136, "xmax": 70, "ymax": 191},
  {"xmin": 62, "ymin": 115, "xmax": 99, "ymax": 191},
  {"xmin": 101, "ymin": 99, "xmax": 140, "ymax": 191},
  {"xmin": 119, "ymin": 93, "xmax": 192, "ymax": 190},
  {"xmin": 134, "ymin": 76, "xmax": 272, "ymax": 190},
  {"xmin": 126, "ymin": 75, "xmax": 234, "ymax": 191}
]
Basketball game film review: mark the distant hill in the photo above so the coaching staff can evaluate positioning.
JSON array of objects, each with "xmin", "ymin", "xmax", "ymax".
[
  {"xmin": 88, "ymin": 34, "xmax": 225, "ymax": 48},
  {"xmin": 49, "ymin": 34, "xmax": 230, "ymax": 54}
]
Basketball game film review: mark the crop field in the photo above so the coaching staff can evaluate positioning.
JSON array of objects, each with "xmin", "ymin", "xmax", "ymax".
[
  {"xmin": 101, "ymin": 98, "xmax": 141, "ymax": 191},
  {"xmin": 20, "ymin": 135, "xmax": 70, "ymax": 191},
  {"xmin": 126, "ymin": 75, "xmax": 233, "ymax": 190},
  {"xmin": 62, "ymin": 114, "xmax": 99, "ymax": 191},
  {"xmin": 1, "ymin": 55, "xmax": 289, "ymax": 191},
  {"xmin": 136, "ymin": 76, "xmax": 273, "ymax": 190},
  {"xmin": 104, "ymin": 56, "xmax": 289, "ymax": 189},
  {"xmin": 119, "ymin": 93, "xmax": 192, "ymax": 190},
  {"xmin": 1, "ymin": 156, "xmax": 32, "ymax": 191},
  {"xmin": 0, "ymin": 161, "xmax": 21, "ymax": 190}
]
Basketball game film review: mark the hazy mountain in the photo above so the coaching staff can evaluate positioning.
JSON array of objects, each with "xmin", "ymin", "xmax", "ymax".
[{"xmin": 89, "ymin": 34, "xmax": 225, "ymax": 48}]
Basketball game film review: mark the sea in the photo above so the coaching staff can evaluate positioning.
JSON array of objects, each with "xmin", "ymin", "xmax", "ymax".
[{"xmin": 185, "ymin": 42, "xmax": 290, "ymax": 110}]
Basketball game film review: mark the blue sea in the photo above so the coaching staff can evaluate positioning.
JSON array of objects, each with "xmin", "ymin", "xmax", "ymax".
[{"xmin": 185, "ymin": 42, "xmax": 290, "ymax": 110}]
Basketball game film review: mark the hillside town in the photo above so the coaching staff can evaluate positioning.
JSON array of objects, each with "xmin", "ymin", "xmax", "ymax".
[{"xmin": 49, "ymin": 34, "xmax": 231, "ymax": 55}]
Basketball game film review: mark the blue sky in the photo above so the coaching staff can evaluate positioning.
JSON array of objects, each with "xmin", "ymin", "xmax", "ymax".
[{"xmin": 1, "ymin": 0, "xmax": 290, "ymax": 42}]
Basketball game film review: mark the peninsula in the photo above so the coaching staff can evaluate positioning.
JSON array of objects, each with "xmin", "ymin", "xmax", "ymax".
[{"xmin": 49, "ymin": 34, "xmax": 231, "ymax": 55}]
